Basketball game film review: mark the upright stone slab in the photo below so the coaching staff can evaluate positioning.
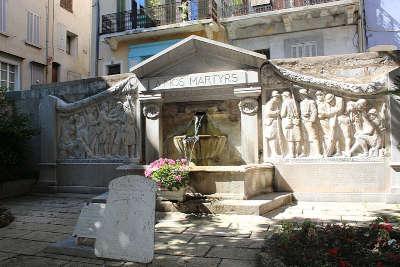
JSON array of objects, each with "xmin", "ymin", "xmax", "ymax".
[{"xmin": 94, "ymin": 175, "xmax": 156, "ymax": 263}]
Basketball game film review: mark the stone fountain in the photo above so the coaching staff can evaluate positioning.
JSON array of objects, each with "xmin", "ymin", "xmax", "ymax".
[{"xmin": 173, "ymin": 112, "xmax": 227, "ymax": 166}]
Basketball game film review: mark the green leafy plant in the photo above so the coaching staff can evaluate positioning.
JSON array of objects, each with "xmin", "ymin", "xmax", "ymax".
[
  {"xmin": 266, "ymin": 217, "xmax": 400, "ymax": 267},
  {"xmin": 0, "ymin": 87, "xmax": 37, "ymax": 181},
  {"xmin": 145, "ymin": 158, "xmax": 189, "ymax": 190}
]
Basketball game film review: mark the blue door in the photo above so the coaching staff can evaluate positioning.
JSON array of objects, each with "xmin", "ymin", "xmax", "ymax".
[{"xmin": 191, "ymin": 0, "xmax": 198, "ymax": 20}]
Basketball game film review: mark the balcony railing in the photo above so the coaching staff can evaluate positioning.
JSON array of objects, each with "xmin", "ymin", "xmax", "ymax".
[
  {"xmin": 222, "ymin": 0, "xmax": 341, "ymax": 18},
  {"xmin": 101, "ymin": 0, "xmax": 215, "ymax": 35}
]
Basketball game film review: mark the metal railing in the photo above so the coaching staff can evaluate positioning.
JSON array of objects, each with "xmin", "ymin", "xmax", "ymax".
[
  {"xmin": 222, "ymin": 0, "xmax": 341, "ymax": 18},
  {"xmin": 101, "ymin": 0, "xmax": 214, "ymax": 34}
]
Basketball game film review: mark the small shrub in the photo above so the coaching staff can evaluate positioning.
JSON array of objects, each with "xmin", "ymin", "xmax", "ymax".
[
  {"xmin": 0, "ymin": 87, "xmax": 37, "ymax": 181},
  {"xmin": 266, "ymin": 218, "xmax": 400, "ymax": 267}
]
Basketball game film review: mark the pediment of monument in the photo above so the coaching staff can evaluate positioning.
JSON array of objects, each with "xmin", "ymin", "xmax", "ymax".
[{"xmin": 130, "ymin": 35, "xmax": 266, "ymax": 79}]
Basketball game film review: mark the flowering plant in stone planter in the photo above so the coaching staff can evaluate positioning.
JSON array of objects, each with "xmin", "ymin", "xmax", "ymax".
[{"xmin": 145, "ymin": 158, "xmax": 189, "ymax": 201}]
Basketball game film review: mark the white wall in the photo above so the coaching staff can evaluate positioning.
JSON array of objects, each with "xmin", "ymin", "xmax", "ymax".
[{"xmin": 232, "ymin": 25, "xmax": 359, "ymax": 59}]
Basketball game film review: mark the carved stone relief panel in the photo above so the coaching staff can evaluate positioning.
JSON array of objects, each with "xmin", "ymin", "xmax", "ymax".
[
  {"xmin": 263, "ymin": 87, "xmax": 387, "ymax": 160},
  {"xmin": 57, "ymin": 93, "xmax": 139, "ymax": 161}
]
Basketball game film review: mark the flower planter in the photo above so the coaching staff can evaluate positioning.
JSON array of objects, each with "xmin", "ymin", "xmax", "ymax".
[{"xmin": 157, "ymin": 187, "xmax": 186, "ymax": 202}]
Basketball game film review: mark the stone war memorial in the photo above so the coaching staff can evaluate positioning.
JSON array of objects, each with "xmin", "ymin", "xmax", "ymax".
[{"xmin": 19, "ymin": 35, "xmax": 400, "ymax": 261}]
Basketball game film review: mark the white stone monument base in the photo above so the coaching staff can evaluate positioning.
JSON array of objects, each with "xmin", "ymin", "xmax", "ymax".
[
  {"xmin": 274, "ymin": 161, "xmax": 389, "ymax": 202},
  {"xmin": 186, "ymin": 164, "xmax": 274, "ymax": 200}
]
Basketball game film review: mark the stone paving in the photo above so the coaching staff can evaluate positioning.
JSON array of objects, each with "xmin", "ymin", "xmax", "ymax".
[{"xmin": 0, "ymin": 194, "xmax": 399, "ymax": 266}]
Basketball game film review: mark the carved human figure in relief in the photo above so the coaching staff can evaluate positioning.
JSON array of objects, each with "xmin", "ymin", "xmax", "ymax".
[
  {"xmin": 324, "ymin": 94, "xmax": 344, "ymax": 156},
  {"xmin": 280, "ymin": 91, "xmax": 301, "ymax": 158},
  {"xmin": 315, "ymin": 90, "xmax": 329, "ymax": 155},
  {"xmin": 299, "ymin": 88, "xmax": 321, "ymax": 157},
  {"xmin": 348, "ymin": 99, "xmax": 385, "ymax": 157},
  {"xmin": 86, "ymin": 106, "xmax": 101, "ymax": 156},
  {"xmin": 59, "ymin": 116, "xmax": 79, "ymax": 158},
  {"xmin": 122, "ymin": 95, "xmax": 138, "ymax": 159},
  {"xmin": 74, "ymin": 113, "xmax": 92, "ymax": 158},
  {"xmin": 264, "ymin": 90, "xmax": 282, "ymax": 158},
  {"xmin": 98, "ymin": 102, "xmax": 112, "ymax": 156}
]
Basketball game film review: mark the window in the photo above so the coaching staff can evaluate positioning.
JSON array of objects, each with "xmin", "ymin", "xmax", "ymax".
[
  {"xmin": 0, "ymin": 0, "xmax": 7, "ymax": 33},
  {"xmin": 31, "ymin": 62, "xmax": 44, "ymax": 85},
  {"xmin": 60, "ymin": 0, "xmax": 73, "ymax": 12},
  {"xmin": 66, "ymin": 31, "xmax": 77, "ymax": 56},
  {"xmin": 290, "ymin": 41, "xmax": 317, "ymax": 58},
  {"xmin": 107, "ymin": 64, "xmax": 121, "ymax": 75},
  {"xmin": 27, "ymin": 11, "xmax": 40, "ymax": 46},
  {"xmin": 1, "ymin": 61, "xmax": 17, "ymax": 91}
]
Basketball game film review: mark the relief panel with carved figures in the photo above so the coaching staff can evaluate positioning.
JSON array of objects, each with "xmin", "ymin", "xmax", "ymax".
[
  {"xmin": 57, "ymin": 93, "xmax": 139, "ymax": 160},
  {"xmin": 263, "ymin": 87, "xmax": 387, "ymax": 160}
]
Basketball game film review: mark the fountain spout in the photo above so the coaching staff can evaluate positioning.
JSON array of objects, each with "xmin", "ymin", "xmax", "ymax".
[{"xmin": 173, "ymin": 112, "xmax": 227, "ymax": 166}]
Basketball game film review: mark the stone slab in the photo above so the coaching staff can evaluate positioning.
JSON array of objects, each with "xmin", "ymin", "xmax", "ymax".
[
  {"xmin": 0, "ymin": 238, "xmax": 50, "ymax": 255},
  {"xmin": 293, "ymin": 192, "xmax": 388, "ymax": 202},
  {"xmin": 95, "ymin": 175, "xmax": 156, "ymax": 263},
  {"xmin": 45, "ymin": 237, "xmax": 97, "ymax": 259},
  {"xmin": 206, "ymin": 246, "xmax": 261, "ymax": 260},
  {"xmin": 219, "ymin": 259, "xmax": 257, "ymax": 267},
  {"xmin": 274, "ymin": 162, "xmax": 388, "ymax": 193},
  {"xmin": 73, "ymin": 202, "xmax": 106, "ymax": 238},
  {"xmin": 0, "ymin": 255, "xmax": 68, "ymax": 267}
]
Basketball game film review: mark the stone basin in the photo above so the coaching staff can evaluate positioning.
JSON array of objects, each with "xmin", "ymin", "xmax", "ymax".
[
  {"xmin": 117, "ymin": 163, "xmax": 274, "ymax": 200},
  {"xmin": 173, "ymin": 135, "xmax": 227, "ymax": 165}
]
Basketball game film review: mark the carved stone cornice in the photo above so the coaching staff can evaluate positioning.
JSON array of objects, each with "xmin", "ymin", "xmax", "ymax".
[{"xmin": 55, "ymin": 75, "xmax": 138, "ymax": 113}]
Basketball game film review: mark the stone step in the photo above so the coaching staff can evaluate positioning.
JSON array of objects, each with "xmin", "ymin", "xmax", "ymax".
[
  {"xmin": 89, "ymin": 192, "xmax": 293, "ymax": 215},
  {"xmin": 156, "ymin": 192, "xmax": 293, "ymax": 215}
]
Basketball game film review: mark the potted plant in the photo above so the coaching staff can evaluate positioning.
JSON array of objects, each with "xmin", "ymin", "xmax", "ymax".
[{"xmin": 145, "ymin": 158, "xmax": 189, "ymax": 201}]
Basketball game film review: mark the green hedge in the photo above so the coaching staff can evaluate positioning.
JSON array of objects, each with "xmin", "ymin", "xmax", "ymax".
[{"xmin": 0, "ymin": 87, "xmax": 37, "ymax": 182}]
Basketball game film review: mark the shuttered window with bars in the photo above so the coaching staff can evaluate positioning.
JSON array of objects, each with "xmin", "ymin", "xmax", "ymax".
[
  {"xmin": 0, "ymin": 61, "xmax": 17, "ymax": 91},
  {"xmin": 27, "ymin": 11, "xmax": 40, "ymax": 46},
  {"xmin": 60, "ymin": 0, "xmax": 73, "ymax": 13},
  {"xmin": 0, "ymin": 0, "xmax": 6, "ymax": 33}
]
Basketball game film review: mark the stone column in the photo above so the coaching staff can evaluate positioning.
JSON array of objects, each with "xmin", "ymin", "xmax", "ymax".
[
  {"xmin": 234, "ymin": 87, "xmax": 261, "ymax": 164},
  {"xmin": 141, "ymin": 95, "xmax": 163, "ymax": 164},
  {"xmin": 37, "ymin": 95, "xmax": 58, "ymax": 192},
  {"xmin": 388, "ymin": 95, "xmax": 400, "ymax": 203}
]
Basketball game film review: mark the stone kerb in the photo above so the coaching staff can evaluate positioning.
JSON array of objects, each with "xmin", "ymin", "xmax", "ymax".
[{"xmin": 94, "ymin": 175, "xmax": 156, "ymax": 263}]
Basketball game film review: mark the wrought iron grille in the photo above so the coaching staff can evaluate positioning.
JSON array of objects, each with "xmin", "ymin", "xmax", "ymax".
[{"xmin": 101, "ymin": 0, "xmax": 214, "ymax": 34}]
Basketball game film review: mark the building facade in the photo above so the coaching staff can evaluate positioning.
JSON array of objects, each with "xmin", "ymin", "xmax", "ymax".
[
  {"xmin": 364, "ymin": 0, "xmax": 400, "ymax": 51},
  {"xmin": 94, "ymin": 0, "xmax": 367, "ymax": 76},
  {"xmin": 94, "ymin": 0, "xmax": 225, "ymax": 76},
  {"xmin": 0, "ymin": 0, "xmax": 92, "ymax": 91},
  {"xmin": 221, "ymin": 0, "xmax": 362, "ymax": 59}
]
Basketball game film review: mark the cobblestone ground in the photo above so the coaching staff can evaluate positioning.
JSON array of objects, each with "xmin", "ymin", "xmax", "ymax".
[{"xmin": 0, "ymin": 194, "xmax": 399, "ymax": 266}]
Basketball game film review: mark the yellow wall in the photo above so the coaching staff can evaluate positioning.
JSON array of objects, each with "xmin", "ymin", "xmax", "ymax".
[{"xmin": 0, "ymin": 0, "xmax": 92, "ymax": 90}]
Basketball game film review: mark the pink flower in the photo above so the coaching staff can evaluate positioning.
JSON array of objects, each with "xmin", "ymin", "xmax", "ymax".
[
  {"xmin": 180, "ymin": 158, "xmax": 188, "ymax": 164},
  {"xmin": 144, "ymin": 168, "xmax": 153, "ymax": 177},
  {"xmin": 174, "ymin": 175, "xmax": 182, "ymax": 181}
]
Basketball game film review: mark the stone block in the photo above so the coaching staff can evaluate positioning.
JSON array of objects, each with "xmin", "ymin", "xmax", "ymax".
[
  {"xmin": 189, "ymin": 164, "xmax": 274, "ymax": 200},
  {"xmin": 95, "ymin": 175, "xmax": 156, "ymax": 263},
  {"xmin": 73, "ymin": 202, "xmax": 106, "ymax": 239}
]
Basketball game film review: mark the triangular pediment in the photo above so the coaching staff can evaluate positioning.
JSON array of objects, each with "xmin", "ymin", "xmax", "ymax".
[{"xmin": 130, "ymin": 35, "xmax": 266, "ymax": 78}]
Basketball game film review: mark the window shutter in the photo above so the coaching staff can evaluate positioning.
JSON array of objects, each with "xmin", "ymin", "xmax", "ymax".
[
  {"xmin": 27, "ymin": 12, "xmax": 32, "ymax": 43},
  {"xmin": 57, "ymin": 23, "xmax": 66, "ymax": 50},
  {"xmin": 34, "ymin": 14, "xmax": 39, "ymax": 45}
]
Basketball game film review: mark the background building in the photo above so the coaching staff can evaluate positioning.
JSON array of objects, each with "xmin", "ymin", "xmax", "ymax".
[
  {"xmin": 221, "ymin": 0, "xmax": 362, "ymax": 59},
  {"xmin": 93, "ymin": 0, "xmax": 225, "ymax": 76},
  {"xmin": 364, "ymin": 0, "xmax": 400, "ymax": 51},
  {"xmin": 0, "ymin": 0, "xmax": 92, "ymax": 90}
]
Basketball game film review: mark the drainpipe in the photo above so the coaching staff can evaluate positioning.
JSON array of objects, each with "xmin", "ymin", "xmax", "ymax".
[
  {"xmin": 359, "ymin": 0, "xmax": 367, "ymax": 52},
  {"xmin": 45, "ymin": 0, "xmax": 50, "ymax": 83},
  {"xmin": 95, "ymin": 0, "xmax": 100, "ymax": 76}
]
